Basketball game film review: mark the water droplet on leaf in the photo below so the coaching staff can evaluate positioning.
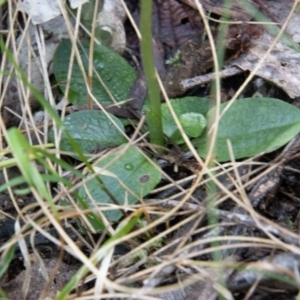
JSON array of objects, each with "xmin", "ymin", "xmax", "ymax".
[{"xmin": 125, "ymin": 163, "xmax": 134, "ymax": 170}]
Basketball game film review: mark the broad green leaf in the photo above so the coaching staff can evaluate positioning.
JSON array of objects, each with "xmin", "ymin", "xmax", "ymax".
[
  {"xmin": 53, "ymin": 39, "xmax": 136, "ymax": 105},
  {"xmin": 48, "ymin": 111, "xmax": 127, "ymax": 156},
  {"xmin": 78, "ymin": 146, "xmax": 161, "ymax": 222},
  {"xmin": 161, "ymin": 97, "xmax": 210, "ymax": 144},
  {"xmin": 196, "ymin": 98, "xmax": 300, "ymax": 162}
]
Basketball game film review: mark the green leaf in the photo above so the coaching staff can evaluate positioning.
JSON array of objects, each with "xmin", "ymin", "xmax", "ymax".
[
  {"xmin": 49, "ymin": 111, "xmax": 127, "ymax": 156},
  {"xmin": 53, "ymin": 39, "xmax": 136, "ymax": 105},
  {"xmin": 179, "ymin": 113, "xmax": 206, "ymax": 137},
  {"xmin": 196, "ymin": 98, "xmax": 300, "ymax": 162},
  {"xmin": 0, "ymin": 244, "xmax": 15, "ymax": 278},
  {"xmin": 78, "ymin": 146, "xmax": 161, "ymax": 222},
  {"xmin": 161, "ymin": 97, "xmax": 210, "ymax": 144},
  {"xmin": 171, "ymin": 113, "xmax": 207, "ymax": 144},
  {"xmin": 6, "ymin": 128, "xmax": 56, "ymax": 212},
  {"xmin": 0, "ymin": 176, "xmax": 27, "ymax": 193}
]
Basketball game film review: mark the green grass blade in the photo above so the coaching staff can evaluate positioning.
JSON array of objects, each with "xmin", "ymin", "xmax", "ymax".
[{"xmin": 140, "ymin": 0, "xmax": 164, "ymax": 150}]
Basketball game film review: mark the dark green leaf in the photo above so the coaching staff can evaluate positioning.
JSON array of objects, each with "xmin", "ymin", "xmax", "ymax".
[
  {"xmin": 48, "ymin": 110, "xmax": 127, "ymax": 156},
  {"xmin": 196, "ymin": 98, "xmax": 300, "ymax": 162},
  {"xmin": 53, "ymin": 39, "xmax": 136, "ymax": 105}
]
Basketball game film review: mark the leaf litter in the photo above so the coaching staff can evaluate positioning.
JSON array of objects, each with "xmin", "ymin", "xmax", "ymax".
[{"xmin": 2, "ymin": 0, "xmax": 300, "ymax": 299}]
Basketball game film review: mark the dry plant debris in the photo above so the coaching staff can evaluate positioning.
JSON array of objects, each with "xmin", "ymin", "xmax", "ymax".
[
  {"xmin": 2, "ymin": 257, "xmax": 80, "ymax": 299},
  {"xmin": 1, "ymin": 1, "xmax": 300, "ymax": 300},
  {"xmin": 184, "ymin": 1, "xmax": 300, "ymax": 98}
]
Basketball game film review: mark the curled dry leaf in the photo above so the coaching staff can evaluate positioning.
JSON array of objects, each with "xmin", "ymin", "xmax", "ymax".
[
  {"xmin": 267, "ymin": 0, "xmax": 300, "ymax": 43},
  {"xmin": 228, "ymin": 31, "xmax": 300, "ymax": 98},
  {"xmin": 97, "ymin": 0, "xmax": 127, "ymax": 54},
  {"xmin": 227, "ymin": 0, "xmax": 300, "ymax": 98},
  {"xmin": 17, "ymin": 0, "xmax": 64, "ymax": 25},
  {"xmin": 69, "ymin": 0, "xmax": 89, "ymax": 9}
]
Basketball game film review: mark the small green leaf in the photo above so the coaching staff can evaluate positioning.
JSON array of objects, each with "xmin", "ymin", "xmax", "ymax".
[
  {"xmin": 171, "ymin": 113, "xmax": 207, "ymax": 144},
  {"xmin": 162, "ymin": 97, "xmax": 210, "ymax": 144},
  {"xmin": 48, "ymin": 111, "xmax": 126, "ymax": 156},
  {"xmin": 53, "ymin": 39, "xmax": 136, "ymax": 105},
  {"xmin": 179, "ymin": 113, "xmax": 207, "ymax": 137},
  {"xmin": 196, "ymin": 98, "xmax": 300, "ymax": 162},
  {"xmin": 78, "ymin": 146, "xmax": 161, "ymax": 222}
]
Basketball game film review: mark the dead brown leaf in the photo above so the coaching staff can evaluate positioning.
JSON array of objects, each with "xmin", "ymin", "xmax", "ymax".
[{"xmin": 227, "ymin": 0, "xmax": 300, "ymax": 98}]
